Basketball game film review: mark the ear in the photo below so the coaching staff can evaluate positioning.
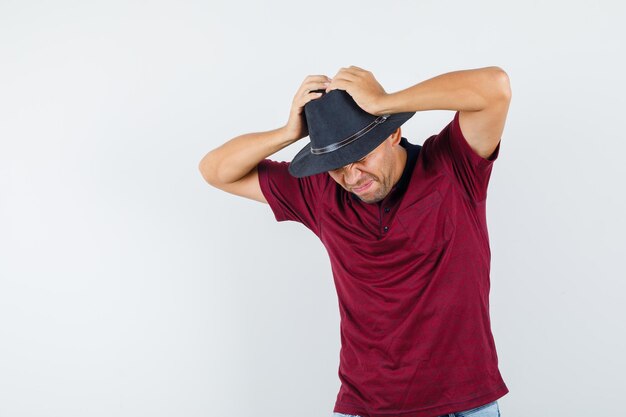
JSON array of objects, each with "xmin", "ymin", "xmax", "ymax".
[{"xmin": 390, "ymin": 127, "xmax": 402, "ymax": 146}]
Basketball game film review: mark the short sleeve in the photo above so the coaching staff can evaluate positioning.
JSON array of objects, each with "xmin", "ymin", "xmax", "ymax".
[
  {"xmin": 257, "ymin": 159, "xmax": 329, "ymax": 235},
  {"xmin": 422, "ymin": 111, "xmax": 500, "ymax": 202}
]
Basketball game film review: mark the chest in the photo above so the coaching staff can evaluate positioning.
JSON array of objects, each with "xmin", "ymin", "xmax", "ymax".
[{"xmin": 319, "ymin": 171, "xmax": 457, "ymax": 271}]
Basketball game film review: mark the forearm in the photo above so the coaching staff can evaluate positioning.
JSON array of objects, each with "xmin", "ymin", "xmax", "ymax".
[
  {"xmin": 378, "ymin": 66, "xmax": 510, "ymax": 114},
  {"xmin": 198, "ymin": 126, "xmax": 296, "ymax": 185}
]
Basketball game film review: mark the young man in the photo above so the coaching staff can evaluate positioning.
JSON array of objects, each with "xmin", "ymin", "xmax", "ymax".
[{"xmin": 199, "ymin": 66, "xmax": 512, "ymax": 417}]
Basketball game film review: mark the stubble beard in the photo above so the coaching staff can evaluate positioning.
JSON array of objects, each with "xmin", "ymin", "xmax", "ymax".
[{"xmin": 354, "ymin": 178, "xmax": 391, "ymax": 204}]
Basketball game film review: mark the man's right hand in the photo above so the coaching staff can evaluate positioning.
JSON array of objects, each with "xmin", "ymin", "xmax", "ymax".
[
  {"xmin": 199, "ymin": 74, "xmax": 330, "ymax": 204},
  {"xmin": 283, "ymin": 75, "xmax": 331, "ymax": 141}
]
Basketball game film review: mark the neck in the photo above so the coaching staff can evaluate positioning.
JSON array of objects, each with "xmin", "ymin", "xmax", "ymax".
[{"xmin": 392, "ymin": 146, "xmax": 408, "ymax": 186}]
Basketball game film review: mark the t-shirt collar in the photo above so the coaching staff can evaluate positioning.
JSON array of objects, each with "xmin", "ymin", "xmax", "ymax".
[
  {"xmin": 392, "ymin": 137, "xmax": 419, "ymax": 195},
  {"xmin": 349, "ymin": 137, "xmax": 420, "ymax": 201}
]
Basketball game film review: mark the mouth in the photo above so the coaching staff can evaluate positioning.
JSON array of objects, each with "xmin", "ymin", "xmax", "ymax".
[{"xmin": 352, "ymin": 180, "xmax": 373, "ymax": 193}]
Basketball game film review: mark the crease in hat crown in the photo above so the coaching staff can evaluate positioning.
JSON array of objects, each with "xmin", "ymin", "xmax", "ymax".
[{"xmin": 304, "ymin": 89, "xmax": 386, "ymax": 155}]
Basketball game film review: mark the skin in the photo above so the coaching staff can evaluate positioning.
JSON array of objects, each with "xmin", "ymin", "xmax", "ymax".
[
  {"xmin": 198, "ymin": 66, "xmax": 511, "ymax": 206},
  {"xmin": 325, "ymin": 65, "xmax": 511, "ymax": 160},
  {"xmin": 327, "ymin": 127, "xmax": 406, "ymax": 204}
]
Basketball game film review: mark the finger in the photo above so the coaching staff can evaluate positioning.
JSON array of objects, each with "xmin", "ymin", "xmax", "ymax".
[
  {"xmin": 295, "ymin": 84, "xmax": 327, "ymax": 101},
  {"xmin": 348, "ymin": 65, "xmax": 368, "ymax": 73},
  {"xmin": 305, "ymin": 74, "xmax": 331, "ymax": 81},
  {"xmin": 328, "ymin": 73, "xmax": 353, "ymax": 84},
  {"xmin": 297, "ymin": 78, "xmax": 331, "ymax": 96},
  {"xmin": 304, "ymin": 91, "xmax": 324, "ymax": 103},
  {"xmin": 334, "ymin": 67, "xmax": 361, "ymax": 78},
  {"xmin": 302, "ymin": 80, "xmax": 331, "ymax": 93},
  {"xmin": 325, "ymin": 78, "xmax": 351, "ymax": 92},
  {"xmin": 302, "ymin": 75, "xmax": 331, "ymax": 86},
  {"xmin": 294, "ymin": 91, "xmax": 324, "ymax": 109},
  {"xmin": 331, "ymin": 70, "xmax": 358, "ymax": 83}
]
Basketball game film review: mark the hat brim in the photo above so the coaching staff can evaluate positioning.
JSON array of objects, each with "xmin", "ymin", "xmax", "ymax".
[{"xmin": 287, "ymin": 111, "xmax": 415, "ymax": 178}]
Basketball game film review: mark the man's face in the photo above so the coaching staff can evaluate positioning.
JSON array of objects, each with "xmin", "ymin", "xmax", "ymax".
[{"xmin": 327, "ymin": 135, "xmax": 400, "ymax": 204}]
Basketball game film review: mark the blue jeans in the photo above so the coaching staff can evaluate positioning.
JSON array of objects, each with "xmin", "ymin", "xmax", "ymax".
[{"xmin": 333, "ymin": 400, "xmax": 500, "ymax": 417}]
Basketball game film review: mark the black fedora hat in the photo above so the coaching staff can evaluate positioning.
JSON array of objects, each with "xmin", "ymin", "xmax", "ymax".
[{"xmin": 288, "ymin": 89, "xmax": 415, "ymax": 178}]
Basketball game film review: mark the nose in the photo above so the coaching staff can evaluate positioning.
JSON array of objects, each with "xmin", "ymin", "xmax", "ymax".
[{"xmin": 343, "ymin": 164, "xmax": 362, "ymax": 187}]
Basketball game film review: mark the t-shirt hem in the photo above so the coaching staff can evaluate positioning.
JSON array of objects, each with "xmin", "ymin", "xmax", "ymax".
[{"xmin": 333, "ymin": 383, "xmax": 509, "ymax": 417}]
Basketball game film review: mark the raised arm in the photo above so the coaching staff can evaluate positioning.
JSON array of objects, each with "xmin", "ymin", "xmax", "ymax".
[
  {"xmin": 326, "ymin": 66, "xmax": 511, "ymax": 160},
  {"xmin": 198, "ymin": 75, "xmax": 330, "ymax": 203}
]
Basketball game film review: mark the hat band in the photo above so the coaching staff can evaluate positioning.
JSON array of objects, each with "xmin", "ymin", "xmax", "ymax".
[{"xmin": 310, "ymin": 115, "xmax": 389, "ymax": 155}]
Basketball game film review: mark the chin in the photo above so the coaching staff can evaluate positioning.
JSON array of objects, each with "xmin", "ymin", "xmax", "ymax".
[
  {"xmin": 359, "ymin": 196, "xmax": 383, "ymax": 204},
  {"xmin": 356, "ymin": 188, "xmax": 387, "ymax": 204}
]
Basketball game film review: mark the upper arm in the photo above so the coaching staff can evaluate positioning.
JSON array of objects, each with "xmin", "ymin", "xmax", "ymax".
[
  {"xmin": 459, "ymin": 69, "xmax": 512, "ymax": 159},
  {"xmin": 255, "ymin": 159, "xmax": 327, "ymax": 233},
  {"xmin": 201, "ymin": 165, "xmax": 268, "ymax": 204},
  {"xmin": 423, "ymin": 110, "xmax": 502, "ymax": 202}
]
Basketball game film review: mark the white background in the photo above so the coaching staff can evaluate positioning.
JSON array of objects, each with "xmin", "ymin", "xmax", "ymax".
[{"xmin": 1, "ymin": 1, "xmax": 625, "ymax": 416}]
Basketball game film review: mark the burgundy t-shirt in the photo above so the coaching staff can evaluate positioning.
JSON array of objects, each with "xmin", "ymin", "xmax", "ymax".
[{"xmin": 257, "ymin": 111, "xmax": 508, "ymax": 417}]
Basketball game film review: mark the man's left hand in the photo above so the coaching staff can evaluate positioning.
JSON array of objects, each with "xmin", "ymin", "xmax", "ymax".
[{"xmin": 325, "ymin": 66, "xmax": 388, "ymax": 116}]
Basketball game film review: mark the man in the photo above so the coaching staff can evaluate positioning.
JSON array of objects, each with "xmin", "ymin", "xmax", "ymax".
[{"xmin": 199, "ymin": 66, "xmax": 512, "ymax": 417}]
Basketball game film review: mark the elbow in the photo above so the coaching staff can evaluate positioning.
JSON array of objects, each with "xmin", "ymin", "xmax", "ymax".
[
  {"xmin": 198, "ymin": 153, "xmax": 219, "ymax": 186},
  {"xmin": 489, "ymin": 66, "xmax": 512, "ymax": 102}
]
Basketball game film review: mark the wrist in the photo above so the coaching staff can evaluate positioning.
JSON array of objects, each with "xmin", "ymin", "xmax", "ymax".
[
  {"xmin": 277, "ymin": 125, "xmax": 302, "ymax": 145},
  {"xmin": 374, "ymin": 93, "xmax": 395, "ymax": 115}
]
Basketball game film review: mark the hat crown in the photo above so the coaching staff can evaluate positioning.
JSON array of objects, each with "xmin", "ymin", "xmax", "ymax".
[
  {"xmin": 288, "ymin": 89, "xmax": 414, "ymax": 178},
  {"xmin": 304, "ymin": 90, "xmax": 383, "ymax": 153}
]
